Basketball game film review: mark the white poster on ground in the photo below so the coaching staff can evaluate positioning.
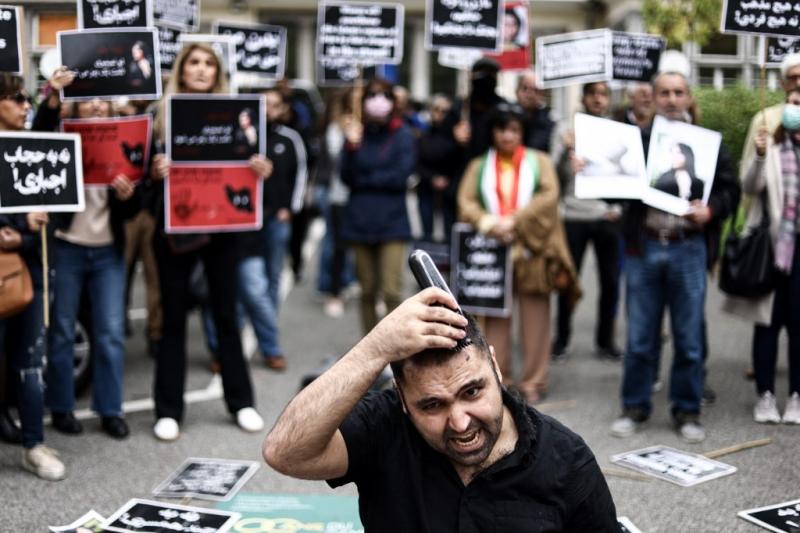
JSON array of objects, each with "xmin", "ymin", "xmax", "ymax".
[{"xmin": 611, "ymin": 445, "xmax": 736, "ymax": 487}]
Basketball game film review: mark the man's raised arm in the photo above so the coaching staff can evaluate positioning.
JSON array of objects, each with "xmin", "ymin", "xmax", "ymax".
[{"xmin": 262, "ymin": 288, "xmax": 467, "ymax": 480}]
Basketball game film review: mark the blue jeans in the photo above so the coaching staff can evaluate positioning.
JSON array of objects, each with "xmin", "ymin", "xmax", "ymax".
[
  {"xmin": 203, "ymin": 256, "xmax": 282, "ymax": 358},
  {"xmin": 47, "ymin": 241, "xmax": 126, "ymax": 417},
  {"xmin": 622, "ymin": 236, "xmax": 706, "ymax": 417},
  {"xmin": 262, "ymin": 216, "xmax": 290, "ymax": 311},
  {"xmin": 316, "ymin": 186, "xmax": 354, "ymax": 295}
]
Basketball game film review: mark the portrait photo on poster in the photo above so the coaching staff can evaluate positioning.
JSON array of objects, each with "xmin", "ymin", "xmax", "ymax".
[
  {"xmin": 213, "ymin": 21, "xmax": 286, "ymax": 78},
  {"xmin": 643, "ymin": 116, "xmax": 721, "ymax": 216},
  {"xmin": 574, "ymin": 113, "xmax": 647, "ymax": 199},
  {"xmin": 484, "ymin": 2, "xmax": 530, "ymax": 71},
  {"xmin": 177, "ymin": 33, "xmax": 237, "ymax": 92},
  {"xmin": 0, "ymin": 5, "xmax": 22, "ymax": 75},
  {"xmin": 58, "ymin": 28, "xmax": 162, "ymax": 101},
  {"xmin": 78, "ymin": 0, "xmax": 153, "ymax": 29}
]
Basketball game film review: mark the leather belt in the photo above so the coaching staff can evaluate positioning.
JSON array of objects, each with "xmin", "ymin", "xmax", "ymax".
[{"xmin": 645, "ymin": 227, "xmax": 701, "ymax": 244}]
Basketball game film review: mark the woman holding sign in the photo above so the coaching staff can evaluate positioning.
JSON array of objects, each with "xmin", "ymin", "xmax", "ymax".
[
  {"xmin": 457, "ymin": 104, "xmax": 578, "ymax": 404},
  {"xmin": 149, "ymin": 43, "xmax": 266, "ymax": 442}
]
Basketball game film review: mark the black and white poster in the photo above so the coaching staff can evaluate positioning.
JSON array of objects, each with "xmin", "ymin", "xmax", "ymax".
[
  {"xmin": 767, "ymin": 36, "xmax": 800, "ymax": 66},
  {"xmin": 535, "ymin": 29, "xmax": 612, "ymax": 89},
  {"xmin": 213, "ymin": 22, "xmax": 286, "ymax": 78},
  {"xmin": 722, "ymin": 0, "xmax": 800, "ymax": 38},
  {"xmin": 317, "ymin": 58, "xmax": 378, "ymax": 87},
  {"xmin": 0, "ymin": 5, "xmax": 22, "ymax": 75},
  {"xmin": 424, "ymin": 0, "xmax": 504, "ymax": 52},
  {"xmin": 157, "ymin": 25, "xmax": 181, "ymax": 74},
  {"xmin": 78, "ymin": 0, "xmax": 153, "ymax": 29},
  {"xmin": 617, "ymin": 517, "xmax": 643, "ymax": 533},
  {"xmin": 102, "ymin": 499, "xmax": 240, "ymax": 533},
  {"xmin": 153, "ymin": 0, "xmax": 199, "ymax": 32},
  {"xmin": 177, "ymin": 33, "xmax": 237, "ymax": 92},
  {"xmin": 58, "ymin": 28, "xmax": 162, "ymax": 101},
  {"xmin": 153, "ymin": 458, "xmax": 260, "ymax": 501},
  {"xmin": 0, "ymin": 132, "xmax": 84, "ymax": 214},
  {"xmin": 610, "ymin": 445, "xmax": 737, "ymax": 487},
  {"xmin": 317, "ymin": 1, "xmax": 405, "ymax": 65},
  {"xmin": 450, "ymin": 223, "xmax": 512, "ymax": 318},
  {"xmin": 612, "ymin": 31, "xmax": 665, "ymax": 82},
  {"xmin": 166, "ymin": 94, "xmax": 266, "ymax": 163},
  {"xmin": 739, "ymin": 499, "xmax": 800, "ymax": 533}
]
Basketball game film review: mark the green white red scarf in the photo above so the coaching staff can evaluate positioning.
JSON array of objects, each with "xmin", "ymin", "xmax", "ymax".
[{"xmin": 477, "ymin": 146, "xmax": 539, "ymax": 215}]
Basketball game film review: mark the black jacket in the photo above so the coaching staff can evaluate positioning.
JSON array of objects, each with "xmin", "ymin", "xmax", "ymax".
[{"xmin": 417, "ymin": 122, "xmax": 462, "ymax": 201}]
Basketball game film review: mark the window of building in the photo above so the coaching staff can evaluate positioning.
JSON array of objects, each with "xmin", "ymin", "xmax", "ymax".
[{"xmin": 700, "ymin": 33, "xmax": 738, "ymax": 56}]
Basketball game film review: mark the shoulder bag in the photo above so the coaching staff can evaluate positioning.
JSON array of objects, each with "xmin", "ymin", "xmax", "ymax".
[
  {"xmin": 719, "ymin": 193, "xmax": 775, "ymax": 298},
  {"xmin": 0, "ymin": 252, "xmax": 34, "ymax": 319}
]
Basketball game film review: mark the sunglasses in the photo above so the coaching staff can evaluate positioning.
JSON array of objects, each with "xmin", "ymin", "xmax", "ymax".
[{"xmin": 1, "ymin": 92, "xmax": 32, "ymax": 105}]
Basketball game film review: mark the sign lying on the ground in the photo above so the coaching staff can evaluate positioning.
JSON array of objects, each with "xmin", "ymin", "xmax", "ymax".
[
  {"xmin": 611, "ymin": 445, "xmax": 737, "ymax": 487},
  {"xmin": 424, "ymin": 0, "xmax": 503, "ymax": 52},
  {"xmin": 102, "ymin": 499, "xmax": 240, "ymax": 533},
  {"xmin": 0, "ymin": 132, "xmax": 84, "ymax": 214},
  {"xmin": 618, "ymin": 516, "xmax": 643, "ymax": 533},
  {"xmin": 153, "ymin": 0, "xmax": 199, "ymax": 32},
  {"xmin": 61, "ymin": 114, "xmax": 152, "ymax": 186},
  {"xmin": 217, "ymin": 493, "xmax": 364, "ymax": 533},
  {"xmin": 738, "ymin": 499, "xmax": 800, "ymax": 533},
  {"xmin": 49, "ymin": 509, "xmax": 106, "ymax": 532},
  {"xmin": 78, "ymin": 0, "xmax": 152, "ymax": 29},
  {"xmin": 450, "ymin": 223, "xmax": 512, "ymax": 318},
  {"xmin": 767, "ymin": 36, "xmax": 800, "ymax": 66},
  {"xmin": 612, "ymin": 31, "xmax": 665, "ymax": 82},
  {"xmin": 317, "ymin": 1, "xmax": 405, "ymax": 65},
  {"xmin": 0, "ymin": 5, "xmax": 23, "ymax": 75},
  {"xmin": 153, "ymin": 458, "xmax": 260, "ymax": 502},
  {"xmin": 722, "ymin": 0, "xmax": 800, "ymax": 38},
  {"xmin": 536, "ymin": 29, "xmax": 612, "ymax": 89},
  {"xmin": 213, "ymin": 22, "xmax": 286, "ymax": 78}
]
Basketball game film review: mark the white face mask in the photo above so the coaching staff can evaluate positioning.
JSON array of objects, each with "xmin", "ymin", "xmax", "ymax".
[{"xmin": 364, "ymin": 94, "xmax": 393, "ymax": 120}]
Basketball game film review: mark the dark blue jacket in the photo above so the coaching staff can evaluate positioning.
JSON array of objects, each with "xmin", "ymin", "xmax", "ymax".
[{"xmin": 340, "ymin": 120, "xmax": 416, "ymax": 244}]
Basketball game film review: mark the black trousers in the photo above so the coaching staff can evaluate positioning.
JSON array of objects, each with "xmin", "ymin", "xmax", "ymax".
[
  {"xmin": 556, "ymin": 219, "xmax": 621, "ymax": 349},
  {"xmin": 153, "ymin": 233, "xmax": 253, "ymax": 421}
]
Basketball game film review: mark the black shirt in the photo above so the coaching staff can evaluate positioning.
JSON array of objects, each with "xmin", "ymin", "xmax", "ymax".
[{"xmin": 328, "ymin": 389, "xmax": 618, "ymax": 532}]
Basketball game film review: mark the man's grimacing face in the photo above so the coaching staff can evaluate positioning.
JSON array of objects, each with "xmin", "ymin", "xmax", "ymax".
[{"xmin": 397, "ymin": 346, "xmax": 505, "ymax": 468}]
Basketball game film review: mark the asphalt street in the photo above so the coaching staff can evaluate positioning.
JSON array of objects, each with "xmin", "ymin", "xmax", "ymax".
[{"xmin": 2, "ymin": 219, "xmax": 799, "ymax": 532}]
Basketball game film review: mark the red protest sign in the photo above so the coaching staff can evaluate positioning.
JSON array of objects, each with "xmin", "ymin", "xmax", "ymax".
[
  {"xmin": 484, "ymin": 2, "xmax": 530, "ymax": 71},
  {"xmin": 61, "ymin": 114, "xmax": 151, "ymax": 186},
  {"xmin": 165, "ymin": 164, "xmax": 262, "ymax": 233}
]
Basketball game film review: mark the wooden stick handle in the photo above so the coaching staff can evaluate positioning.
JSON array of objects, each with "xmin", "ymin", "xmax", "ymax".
[
  {"xmin": 352, "ymin": 64, "xmax": 363, "ymax": 123},
  {"xmin": 41, "ymin": 223, "xmax": 49, "ymax": 329},
  {"xmin": 703, "ymin": 438, "xmax": 772, "ymax": 460},
  {"xmin": 601, "ymin": 467, "xmax": 650, "ymax": 482}
]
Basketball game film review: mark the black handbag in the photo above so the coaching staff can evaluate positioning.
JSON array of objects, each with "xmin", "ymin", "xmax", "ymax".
[{"xmin": 719, "ymin": 194, "xmax": 776, "ymax": 298}]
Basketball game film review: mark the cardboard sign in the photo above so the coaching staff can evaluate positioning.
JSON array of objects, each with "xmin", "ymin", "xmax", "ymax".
[
  {"xmin": 153, "ymin": 458, "xmax": 259, "ymax": 501},
  {"xmin": 49, "ymin": 510, "xmax": 106, "ymax": 532},
  {"xmin": 165, "ymin": 164, "xmax": 263, "ymax": 233},
  {"xmin": 450, "ymin": 223, "xmax": 512, "ymax": 318},
  {"xmin": 574, "ymin": 113, "xmax": 647, "ymax": 199},
  {"xmin": 78, "ymin": 0, "xmax": 152, "ymax": 29},
  {"xmin": 317, "ymin": 58, "xmax": 377, "ymax": 87},
  {"xmin": 484, "ymin": 2, "xmax": 530, "ymax": 70},
  {"xmin": 617, "ymin": 517, "xmax": 643, "ymax": 533},
  {"xmin": 536, "ymin": 29, "xmax": 612, "ymax": 89},
  {"xmin": 739, "ymin": 499, "xmax": 800, "ymax": 533},
  {"xmin": 61, "ymin": 115, "xmax": 152, "ymax": 186},
  {"xmin": 58, "ymin": 28, "xmax": 162, "ymax": 101},
  {"xmin": 153, "ymin": 0, "xmax": 199, "ymax": 32},
  {"xmin": 213, "ymin": 22, "xmax": 286, "ymax": 78},
  {"xmin": 611, "ymin": 445, "xmax": 737, "ymax": 487},
  {"xmin": 177, "ymin": 33, "xmax": 237, "ymax": 92},
  {"xmin": 767, "ymin": 36, "xmax": 800, "ymax": 66},
  {"xmin": 612, "ymin": 31, "xmax": 665, "ymax": 82},
  {"xmin": 722, "ymin": 0, "xmax": 800, "ymax": 38},
  {"xmin": 0, "ymin": 5, "xmax": 22, "ymax": 75},
  {"xmin": 317, "ymin": 1, "xmax": 405, "ymax": 65},
  {"xmin": 0, "ymin": 132, "xmax": 85, "ymax": 214},
  {"xmin": 643, "ymin": 116, "xmax": 721, "ymax": 216},
  {"xmin": 424, "ymin": 0, "xmax": 504, "ymax": 52},
  {"xmin": 166, "ymin": 95, "xmax": 265, "ymax": 163},
  {"xmin": 157, "ymin": 24, "xmax": 181, "ymax": 74},
  {"xmin": 217, "ymin": 493, "xmax": 363, "ymax": 532},
  {"xmin": 102, "ymin": 499, "xmax": 240, "ymax": 533},
  {"xmin": 437, "ymin": 47, "xmax": 483, "ymax": 70}
]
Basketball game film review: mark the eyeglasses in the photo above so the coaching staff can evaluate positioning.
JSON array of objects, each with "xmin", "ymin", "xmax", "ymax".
[{"xmin": 0, "ymin": 92, "xmax": 32, "ymax": 106}]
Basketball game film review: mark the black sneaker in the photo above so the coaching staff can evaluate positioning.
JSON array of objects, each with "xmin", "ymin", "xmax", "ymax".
[
  {"xmin": 596, "ymin": 345, "xmax": 623, "ymax": 362},
  {"xmin": 101, "ymin": 417, "xmax": 130, "ymax": 439},
  {"xmin": 52, "ymin": 412, "xmax": 83, "ymax": 435},
  {"xmin": 551, "ymin": 341, "xmax": 568, "ymax": 363},
  {"xmin": 702, "ymin": 386, "xmax": 717, "ymax": 406}
]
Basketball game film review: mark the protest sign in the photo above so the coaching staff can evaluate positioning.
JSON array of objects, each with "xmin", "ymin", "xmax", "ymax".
[
  {"xmin": 618, "ymin": 517, "xmax": 643, "ymax": 533},
  {"xmin": 450, "ymin": 223, "xmax": 512, "ymax": 317},
  {"xmin": 536, "ymin": 29, "xmax": 612, "ymax": 89},
  {"xmin": 103, "ymin": 499, "xmax": 240, "ymax": 533},
  {"xmin": 78, "ymin": 0, "xmax": 152, "ymax": 29},
  {"xmin": 61, "ymin": 115, "xmax": 151, "ymax": 186},
  {"xmin": 0, "ymin": 5, "xmax": 22, "ymax": 75},
  {"xmin": 484, "ymin": 2, "xmax": 530, "ymax": 70},
  {"xmin": 767, "ymin": 36, "xmax": 800, "ymax": 66},
  {"xmin": 213, "ymin": 22, "xmax": 286, "ymax": 78},
  {"xmin": 643, "ymin": 116, "xmax": 721, "ymax": 216},
  {"xmin": 0, "ymin": 132, "xmax": 84, "ymax": 214},
  {"xmin": 722, "ymin": 0, "xmax": 800, "ymax": 38},
  {"xmin": 424, "ymin": 0, "xmax": 504, "ymax": 52},
  {"xmin": 739, "ymin": 499, "xmax": 800, "ymax": 533},
  {"xmin": 574, "ymin": 113, "xmax": 647, "ymax": 199},
  {"xmin": 317, "ymin": 1, "xmax": 405, "ymax": 65},
  {"xmin": 611, "ymin": 445, "xmax": 736, "ymax": 487},
  {"xmin": 166, "ymin": 94, "xmax": 265, "ymax": 163},
  {"xmin": 165, "ymin": 164, "xmax": 263, "ymax": 233},
  {"xmin": 612, "ymin": 31, "xmax": 665, "ymax": 82},
  {"xmin": 317, "ymin": 58, "xmax": 378, "ymax": 86},
  {"xmin": 58, "ymin": 28, "xmax": 161, "ymax": 101},
  {"xmin": 178, "ymin": 33, "xmax": 237, "ymax": 92},
  {"xmin": 153, "ymin": 0, "xmax": 199, "ymax": 31},
  {"xmin": 437, "ymin": 47, "xmax": 483, "ymax": 70},
  {"xmin": 157, "ymin": 25, "xmax": 181, "ymax": 74},
  {"xmin": 49, "ymin": 510, "xmax": 106, "ymax": 532},
  {"xmin": 153, "ymin": 458, "xmax": 260, "ymax": 501},
  {"xmin": 217, "ymin": 493, "xmax": 363, "ymax": 533}
]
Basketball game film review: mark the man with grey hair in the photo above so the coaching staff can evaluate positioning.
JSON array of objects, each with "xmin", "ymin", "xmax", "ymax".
[
  {"xmin": 614, "ymin": 82, "xmax": 654, "ymax": 130},
  {"xmin": 611, "ymin": 58, "xmax": 740, "ymax": 443},
  {"xmin": 516, "ymin": 69, "xmax": 555, "ymax": 152}
]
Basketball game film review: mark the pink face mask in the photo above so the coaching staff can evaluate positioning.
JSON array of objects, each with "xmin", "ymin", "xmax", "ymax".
[{"xmin": 364, "ymin": 94, "xmax": 393, "ymax": 120}]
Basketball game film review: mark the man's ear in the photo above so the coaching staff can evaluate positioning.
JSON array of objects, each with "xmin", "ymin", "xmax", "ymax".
[
  {"xmin": 394, "ymin": 380, "xmax": 409, "ymax": 414},
  {"xmin": 489, "ymin": 345, "xmax": 503, "ymax": 384}
]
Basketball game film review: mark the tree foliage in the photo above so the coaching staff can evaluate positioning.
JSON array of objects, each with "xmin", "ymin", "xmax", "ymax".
[{"xmin": 642, "ymin": 0, "xmax": 723, "ymax": 48}]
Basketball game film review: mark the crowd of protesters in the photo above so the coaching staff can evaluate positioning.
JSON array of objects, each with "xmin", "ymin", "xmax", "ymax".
[{"xmin": 1, "ymin": 42, "xmax": 799, "ymax": 484}]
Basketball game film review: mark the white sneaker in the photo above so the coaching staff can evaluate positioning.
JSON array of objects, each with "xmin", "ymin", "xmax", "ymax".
[
  {"xmin": 677, "ymin": 420, "xmax": 706, "ymax": 443},
  {"xmin": 153, "ymin": 417, "xmax": 180, "ymax": 441},
  {"xmin": 783, "ymin": 392, "xmax": 800, "ymax": 424},
  {"xmin": 236, "ymin": 407, "xmax": 264, "ymax": 433},
  {"xmin": 22, "ymin": 445, "xmax": 65, "ymax": 481},
  {"xmin": 754, "ymin": 391, "xmax": 781, "ymax": 424},
  {"xmin": 610, "ymin": 415, "xmax": 646, "ymax": 438},
  {"xmin": 324, "ymin": 297, "xmax": 344, "ymax": 318}
]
